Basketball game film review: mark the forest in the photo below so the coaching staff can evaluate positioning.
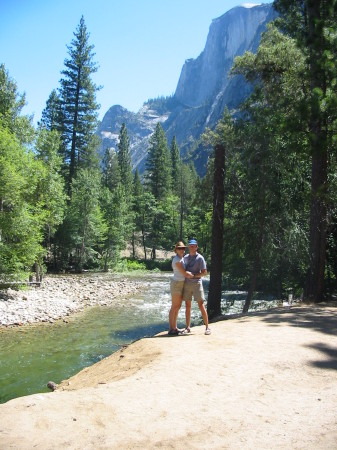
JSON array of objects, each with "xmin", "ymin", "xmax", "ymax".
[{"xmin": 0, "ymin": 1, "xmax": 336, "ymax": 317}]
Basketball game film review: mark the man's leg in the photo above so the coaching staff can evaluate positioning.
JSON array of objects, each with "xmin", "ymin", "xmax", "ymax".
[
  {"xmin": 185, "ymin": 300, "xmax": 192, "ymax": 329},
  {"xmin": 197, "ymin": 300, "xmax": 210, "ymax": 332}
]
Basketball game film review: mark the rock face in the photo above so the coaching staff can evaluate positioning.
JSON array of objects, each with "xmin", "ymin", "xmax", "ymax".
[
  {"xmin": 97, "ymin": 3, "xmax": 277, "ymax": 176},
  {"xmin": 99, "ymin": 103, "xmax": 171, "ymax": 174}
]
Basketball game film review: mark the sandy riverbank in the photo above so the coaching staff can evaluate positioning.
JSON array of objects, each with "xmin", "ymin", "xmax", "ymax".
[
  {"xmin": 0, "ymin": 303, "xmax": 336, "ymax": 449},
  {"xmin": 0, "ymin": 274, "xmax": 146, "ymax": 327}
]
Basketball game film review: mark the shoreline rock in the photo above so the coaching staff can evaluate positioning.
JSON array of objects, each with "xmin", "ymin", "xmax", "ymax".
[{"xmin": 0, "ymin": 274, "xmax": 146, "ymax": 328}]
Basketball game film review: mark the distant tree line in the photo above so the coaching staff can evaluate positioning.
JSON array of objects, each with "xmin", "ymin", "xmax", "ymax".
[{"xmin": 1, "ymin": 2, "xmax": 336, "ymax": 312}]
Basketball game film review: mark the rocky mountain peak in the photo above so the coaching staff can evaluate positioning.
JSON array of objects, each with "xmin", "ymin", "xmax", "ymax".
[{"xmin": 98, "ymin": 3, "xmax": 277, "ymax": 176}]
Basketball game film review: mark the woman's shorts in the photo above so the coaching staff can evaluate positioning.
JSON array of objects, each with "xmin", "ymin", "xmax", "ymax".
[
  {"xmin": 183, "ymin": 281, "xmax": 205, "ymax": 302},
  {"xmin": 170, "ymin": 280, "xmax": 185, "ymax": 296}
]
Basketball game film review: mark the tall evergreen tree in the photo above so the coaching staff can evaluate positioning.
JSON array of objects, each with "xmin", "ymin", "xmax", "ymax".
[
  {"xmin": 170, "ymin": 136, "xmax": 182, "ymax": 186},
  {"xmin": 35, "ymin": 129, "xmax": 67, "ymax": 254},
  {"xmin": 39, "ymin": 89, "xmax": 62, "ymax": 131},
  {"xmin": 274, "ymin": 0, "xmax": 337, "ymax": 301},
  {"xmin": 102, "ymin": 148, "xmax": 121, "ymax": 191},
  {"xmin": 170, "ymin": 136, "xmax": 184, "ymax": 238},
  {"xmin": 145, "ymin": 123, "xmax": 172, "ymax": 200},
  {"xmin": 117, "ymin": 123, "xmax": 133, "ymax": 196},
  {"xmin": 132, "ymin": 169, "xmax": 156, "ymax": 259},
  {"xmin": 64, "ymin": 168, "xmax": 107, "ymax": 271},
  {"xmin": 58, "ymin": 16, "xmax": 101, "ymax": 192}
]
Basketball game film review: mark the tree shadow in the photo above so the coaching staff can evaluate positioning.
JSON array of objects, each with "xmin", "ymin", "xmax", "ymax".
[
  {"xmin": 237, "ymin": 303, "xmax": 337, "ymax": 336},
  {"xmin": 305, "ymin": 343, "xmax": 337, "ymax": 371},
  {"xmin": 235, "ymin": 304, "xmax": 337, "ymax": 372}
]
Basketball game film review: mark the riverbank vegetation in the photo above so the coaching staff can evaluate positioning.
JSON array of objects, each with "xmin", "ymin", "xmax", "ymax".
[{"xmin": 1, "ymin": 2, "xmax": 336, "ymax": 310}]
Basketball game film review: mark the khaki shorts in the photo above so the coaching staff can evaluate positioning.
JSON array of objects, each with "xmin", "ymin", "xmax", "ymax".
[
  {"xmin": 170, "ymin": 280, "xmax": 185, "ymax": 296},
  {"xmin": 183, "ymin": 281, "xmax": 205, "ymax": 302}
]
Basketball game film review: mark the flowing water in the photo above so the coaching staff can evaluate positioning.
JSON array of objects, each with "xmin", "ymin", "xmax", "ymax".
[{"xmin": 0, "ymin": 272, "xmax": 280, "ymax": 404}]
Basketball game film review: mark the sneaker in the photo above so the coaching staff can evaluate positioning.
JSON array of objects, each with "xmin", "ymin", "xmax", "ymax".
[
  {"xmin": 205, "ymin": 328, "xmax": 211, "ymax": 335},
  {"xmin": 168, "ymin": 328, "xmax": 183, "ymax": 336},
  {"xmin": 182, "ymin": 327, "xmax": 191, "ymax": 334}
]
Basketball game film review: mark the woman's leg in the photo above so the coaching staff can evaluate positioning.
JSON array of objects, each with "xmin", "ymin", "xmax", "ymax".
[{"xmin": 169, "ymin": 294, "xmax": 182, "ymax": 330}]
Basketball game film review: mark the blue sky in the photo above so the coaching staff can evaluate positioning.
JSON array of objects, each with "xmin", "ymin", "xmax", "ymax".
[{"xmin": 1, "ymin": 1, "xmax": 272, "ymax": 125}]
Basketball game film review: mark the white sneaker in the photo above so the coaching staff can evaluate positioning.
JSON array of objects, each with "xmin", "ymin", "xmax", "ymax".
[{"xmin": 205, "ymin": 328, "xmax": 211, "ymax": 335}]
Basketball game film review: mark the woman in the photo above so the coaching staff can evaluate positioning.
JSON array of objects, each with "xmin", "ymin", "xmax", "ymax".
[{"xmin": 168, "ymin": 241, "xmax": 193, "ymax": 335}]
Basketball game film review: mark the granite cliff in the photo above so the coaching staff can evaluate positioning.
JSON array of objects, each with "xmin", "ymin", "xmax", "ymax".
[{"xmin": 98, "ymin": 3, "xmax": 277, "ymax": 176}]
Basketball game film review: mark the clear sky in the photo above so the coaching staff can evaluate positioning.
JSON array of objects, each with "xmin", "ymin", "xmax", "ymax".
[{"xmin": 0, "ymin": 0, "xmax": 272, "ymax": 125}]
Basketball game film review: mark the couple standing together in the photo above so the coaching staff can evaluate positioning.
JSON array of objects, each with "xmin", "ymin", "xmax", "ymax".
[{"xmin": 169, "ymin": 238, "xmax": 211, "ymax": 336}]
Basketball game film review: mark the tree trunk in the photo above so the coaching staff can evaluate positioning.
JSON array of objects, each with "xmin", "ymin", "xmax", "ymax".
[
  {"xmin": 179, "ymin": 170, "xmax": 184, "ymax": 239},
  {"xmin": 68, "ymin": 70, "xmax": 81, "ymax": 194},
  {"xmin": 142, "ymin": 228, "xmax": 147, "ymax": 260},
  {"xmin": 207, "ymin": 144, "xmax": 226, "ymax": 318},
  {"xmin": 304, "ymin": 0, "xmax": 328, "ymax": 303},
  {"xmin": 35, "ymin": 261, "xmax": 40, "ymax": 283},
  {"xmin": 132, "ymin": 232, "xmax": 135, "ymax": 258}
]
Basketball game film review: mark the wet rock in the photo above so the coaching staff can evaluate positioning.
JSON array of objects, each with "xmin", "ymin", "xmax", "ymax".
[{"xmin": 47, "ymin": 381, "xmax": 57, "ymax": 391}]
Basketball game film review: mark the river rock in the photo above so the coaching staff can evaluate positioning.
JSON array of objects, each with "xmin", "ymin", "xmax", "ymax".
[{"xmin": 0, "ymin": 275, "xmax": 146, "ymax": 327}]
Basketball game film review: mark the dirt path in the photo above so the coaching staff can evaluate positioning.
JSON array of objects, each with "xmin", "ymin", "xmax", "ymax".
[{"xmin": 0, "ymin": 304, "xmax": 336, "ymax": 449}]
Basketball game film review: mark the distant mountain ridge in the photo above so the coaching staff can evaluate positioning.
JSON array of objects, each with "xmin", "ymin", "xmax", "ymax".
[{"xmin": 97, "ymin": 3, "xmax": 277, "ymax": 176}]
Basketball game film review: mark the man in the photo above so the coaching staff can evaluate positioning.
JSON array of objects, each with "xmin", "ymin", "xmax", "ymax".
[{"xmin": 183, "ymin": 238, "xmax": 211, "ymax": 335}]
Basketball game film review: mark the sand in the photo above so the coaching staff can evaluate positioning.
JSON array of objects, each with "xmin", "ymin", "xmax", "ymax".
[{"xmin": 0, "ymin": 303, "xmax": 336, "ymax": 449}]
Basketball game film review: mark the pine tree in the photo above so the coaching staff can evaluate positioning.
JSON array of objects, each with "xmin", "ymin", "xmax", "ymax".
[
  {"xmin": 132, "ymin": 169, "xmax": 143, "ymax": 257},
  {"xmin": 117, "ymin": 123, "xmax": 133, "ymax": 196},
  {"xmin": 64, "ymin": 168, "xmax": 107, "ymax": 271},
  {"xmin": 35, "ymin": 128, "xmax": 67, "ymax": 253},
  {"xmin": 58, "ymin": 16, "xmax": 101, "ymax": 192},
  {"xmin": 39, "ymin": 89, "xmax": 62, "ymax": 131},
  {"xmin": 145, "ymin": 123, "xmax": 172, "ymax": 200},
  {"xmin": 170, "ymin": 136, "xmax": 182, "ymax": 186},
  {"xmin": 102, "ymin": 148, "xmax": 121, "ymax": 191}
]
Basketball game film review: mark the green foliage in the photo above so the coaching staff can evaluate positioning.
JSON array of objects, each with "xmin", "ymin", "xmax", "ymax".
[
  {"xmin": 35, "ymin": 128, "xmax": 67, "ymax": 238},
  {"xmin": 0, "ymin": 64, "xmax": 26, "ymax": 132},
  {"xmin": 0, "ymin": 126, "xmax": 58, "ymax": 278},
  {"xmin": 113, "ymin": 258, "xmax": 147, "ymax": 272},
  {"xmin": 213, "ymin": 24, "xmax": 313, "ymax": 299},
  {"xmin": 60, "ymin": 168, "xmax": 107, "ymax": 271},
  {"xmin": 141, "ymin": 258, "xmax": 172, "ymax": 271}
]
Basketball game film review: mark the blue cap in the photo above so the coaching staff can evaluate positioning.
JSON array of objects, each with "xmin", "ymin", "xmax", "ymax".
[{"xmin": 188, "ymin": 239, "xmax": 198, "ymax": 245}]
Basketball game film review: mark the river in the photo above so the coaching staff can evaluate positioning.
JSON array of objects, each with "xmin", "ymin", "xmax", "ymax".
[{"xmin": 0, "ymin": 272, "xmax": 280, "ymax": 403}]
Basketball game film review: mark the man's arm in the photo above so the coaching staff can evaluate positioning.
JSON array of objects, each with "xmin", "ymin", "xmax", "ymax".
[{"xmin": 192, "ymin": 269, "xmax": 207, "ymax": 279}]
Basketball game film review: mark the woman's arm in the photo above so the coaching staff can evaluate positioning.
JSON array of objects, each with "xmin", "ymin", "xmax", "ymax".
[
  {"xmin": 191, "ymin": 269, "xmax": 207, "ymax": 279},
  {"xmin": 175, "ymin": 262, "xmax": 194, "ymax": 279}
]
